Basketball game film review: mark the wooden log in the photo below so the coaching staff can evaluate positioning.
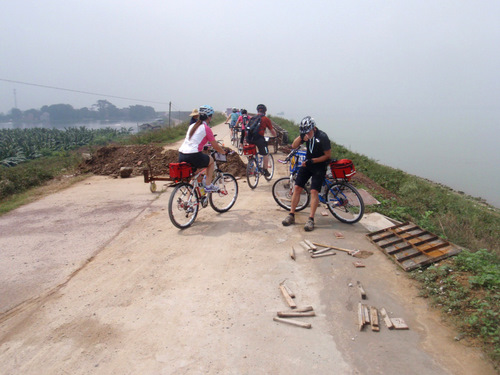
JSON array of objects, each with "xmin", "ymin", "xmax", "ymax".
[
  {"xmin": 334, "ymin": 231, "xmax": 344, "ymax": 239},
  {"xmin": 312, "ymin": 247, "xmax": 333, "ymax": 255},
  {"xmin": 279, "ymin": 285, "xmax": 297, "ymax": 309},
  {"xmin": 290, "ymin": 246, "xmax": 296, "ymax": 261},
  {"xmin": 357, "ymin": 281, "xmax": 367, "ymax": 299},
  {"xmin": 358, "ymin": 303, "xmax": 365, "ymax": 331},
  {"xmin": 299, "ymin": 241, "xmax": 310, "ymax": 251},
  {"xmin": 280, "ymin": 282, "xmax": 295, "ymax": 298},
  {"xmin": 311, "ymin": 252, "xmax": 336, "ymax": 258},
  {"xmin": 304, "ymin": 240, "xmax": 316, "ymax": 250},
  {"xmin": 380, "ymin": 308, "xmax": 394, "ymax": 329},
  {"xmin": 277, "ymin": 311, "xmax": 316, "ymax": 318},
  {"xmin": 273, "ymin": 317, "xmax": 312, "ymax": 329},
  {"xmin": 295, "ymin": 306, "xmax": 314, "ymax": 312},
  {"xmin": 370, "ymin": 306, "xmax": 380, "ymax": 331}
]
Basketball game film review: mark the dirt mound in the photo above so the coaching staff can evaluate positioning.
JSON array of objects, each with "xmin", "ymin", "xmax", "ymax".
[{"xmin": 79, "ymin": 144, "xmax": 248, "ymax": 179}]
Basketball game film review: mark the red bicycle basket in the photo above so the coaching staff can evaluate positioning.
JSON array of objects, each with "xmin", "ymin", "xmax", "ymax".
[
  {"xmin": 330, "ymin": 159, "xmax": 356, "ymax": 181},
  {"xmin": 169, "ymin": 162, "xmax": 192, "ymax": 180},
  {"xmin": 243, "ymin": 144, "xmax": 257, "ymax": 155}
]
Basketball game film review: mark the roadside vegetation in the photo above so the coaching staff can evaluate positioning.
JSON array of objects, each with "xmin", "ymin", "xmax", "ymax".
[
  {"xmin": 1, "ymin": 113, "xmax": 498, "ymax": 365},
  {"xmin": 272, "ymin": 116, "xmax": 499, "ymax": 366}
]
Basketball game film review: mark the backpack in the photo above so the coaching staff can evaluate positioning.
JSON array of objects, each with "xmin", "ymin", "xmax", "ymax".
[
  {"xmin": 242, "ymin": 115, "xmax": 249, "ymax": 127},
  {"xmin": 245, "ymin": 115, "xmax": 263, "ymax": 144}
]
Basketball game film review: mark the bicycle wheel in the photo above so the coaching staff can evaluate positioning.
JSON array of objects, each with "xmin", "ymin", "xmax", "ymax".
[
  {"xmin": 246, "ymin": 157, "xmax": 259, "ymax": 189},
  {"xmin": 262, "ymin": 154, "xmax": 274, "ymax": 181},
  {"xmin": 326, "ymin": 181, "xmax": 364, "ymax": 224},
  {"xmin": 168, "ymin": 183, "xmax": 200, "ymax": 229},
  {"xmin": 272, "ymin": 177, "xmax": 309, "ymax": 211},
  {"xmin": 209, "ymin": 173, "xmax": 238, "ymax": 213}
]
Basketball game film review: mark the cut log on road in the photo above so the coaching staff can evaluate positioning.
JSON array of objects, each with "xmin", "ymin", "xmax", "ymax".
[
  {"xmin": 380, "ymin": 308, "xmax": 394, "ymax": 329},
  {"xmin": 273, "ymin": 317, "xmax": 312, "ymax": 329},
  {"xmin": 277, "ymin": 311, "xmax": 316, "ymax": 318},
  {"xmin": 311, "ymin": 252, "xmax": 336, "ymax": 258},
  {"xmin": 279, "ymin": 285, "xmax": 297, "ymax": 309}
]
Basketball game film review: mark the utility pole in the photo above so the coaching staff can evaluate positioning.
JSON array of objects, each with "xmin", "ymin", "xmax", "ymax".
[{"xmin": 168, "ymin": 101, "xmax": 171, "ymax": 128}]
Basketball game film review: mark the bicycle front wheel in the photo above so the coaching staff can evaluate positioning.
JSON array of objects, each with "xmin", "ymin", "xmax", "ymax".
[
  {"xmin": 246, "ymin": 157, "xmax": 259, "ymax": 189},
  {"xmin": 326, "ymin": 181, "xmax": 364, "ymax": 224},
  {"xmin": 168, "ymin": 183, "xmax": 200, "ymax": 229},
  {"xmin": 209, "ymin": 173, "xmax": 238, "ymax": 213},
  {"xmin": 272, "ymin": 177, "xmax": 309, "ymax": 211},
  {"xmin": 263, "ymin": 153, "xmax": 274, "ymax": 181}
]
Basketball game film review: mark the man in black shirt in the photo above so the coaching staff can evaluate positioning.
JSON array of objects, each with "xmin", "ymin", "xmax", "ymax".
[{"xmin": 282, "ymin": 116, "xmax": 331, "ymax": 231}]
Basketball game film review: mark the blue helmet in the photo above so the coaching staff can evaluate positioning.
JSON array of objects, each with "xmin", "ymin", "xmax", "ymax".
[{"xmin": 199, "ymin": 105, "xmax": 214, "ymax": 117}]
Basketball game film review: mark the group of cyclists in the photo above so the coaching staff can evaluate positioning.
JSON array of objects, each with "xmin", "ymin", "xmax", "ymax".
[{"xmin": 178, "ymin": 104, "xmax": 331, "ymax": 232}]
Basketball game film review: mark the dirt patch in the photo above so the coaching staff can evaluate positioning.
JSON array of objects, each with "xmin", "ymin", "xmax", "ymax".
[{"xmin": 78, "ymin": 144, "xmax": 248, "ymax": 179}]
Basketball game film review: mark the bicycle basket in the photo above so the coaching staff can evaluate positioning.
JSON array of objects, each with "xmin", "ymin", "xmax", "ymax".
[
  {"xmin": 290, "ymin": 150, "xmax": 306, "ymax": 173},
  {"xmin": 243, "ymin": 144, "xmax": 257, "ymax": 155},
  {"xmin": 330, "ymin": 159, "xmax": 356, "ymax": 181},
  {"xmin": 169, "ymin": 162, "xmax": 192, "ymax": 180},
  {"xmin": 214, "ymin": 152, "xmax": 227, "ymax": 162}
]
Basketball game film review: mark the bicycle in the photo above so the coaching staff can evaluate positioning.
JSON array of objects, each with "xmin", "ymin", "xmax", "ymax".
[
  {"xmin": 272, "ymin": 148, "xmax": 364, "ymax": 224},
  {"xmin": 168, "ymin": 149, "xmax": 238, "ymax": 229},
  {"xmin": 243, "ymin": 141, "xmax": 275, "ymax": 189},
  {"xmin": 230, "ymin": 125, "xmax": 240, "ymax": 147}
]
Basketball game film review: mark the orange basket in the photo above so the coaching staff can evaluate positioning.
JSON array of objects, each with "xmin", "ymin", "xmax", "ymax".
[
  {"xmin": 169, "ymin": 162, "xmax": 192, "ymax": 180},
  {"xmin": 330, "ymin": 159, "xmax": 356, "ymax": 181},
  {"xmin": 243, "ymin": 144, "xmax": 257, "ymax": 156}
]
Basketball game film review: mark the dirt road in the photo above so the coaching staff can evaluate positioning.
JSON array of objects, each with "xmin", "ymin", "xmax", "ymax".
[{"xmin": 0, "ymin": 123, "xmax": 495, "ymax": 374}]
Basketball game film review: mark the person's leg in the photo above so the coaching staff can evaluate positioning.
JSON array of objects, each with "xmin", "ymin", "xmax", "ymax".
[
  {"xmin": 205, "ymin": 156, "xmax": 215, "ymax": 183},
  {"xmin": 289, "ymin": 185, "xmax": 304, "ymax": 214}
]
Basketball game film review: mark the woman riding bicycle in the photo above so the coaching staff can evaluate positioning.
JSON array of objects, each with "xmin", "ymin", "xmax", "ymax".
[
  {"xmin": 178, "ymin": 105, "xmax": 227, "ymax": 192},
  {"xmin": 282, "ymin": 116, "xmax": 331, "ymax": 232}
]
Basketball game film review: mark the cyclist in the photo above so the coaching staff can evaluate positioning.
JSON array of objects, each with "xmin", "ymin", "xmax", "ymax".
[
  {"xmin": 178, "ymin": 105, "xmax": 227, "ymax": 192},
  {"xmin": 236, "ymin": 109, "xmax": 251, "ymax": 145},
  {"xmin": 189, "ymin": 108, "xmax": 199, "ymax": 125},
  {"xmin": 225, "ymin": 107, "xmax": 240, "ymax": 138},
  {"xmin": 282, "ymin": 116, "xmax": 331, "ymax": 231},
  {"xmin": 250, "ymin": 104, "xmax": 277, "ymax": 178}
]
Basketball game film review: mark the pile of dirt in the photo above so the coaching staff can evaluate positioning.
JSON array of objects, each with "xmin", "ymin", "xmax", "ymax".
[{"xmin": 79, "ymin": 144, "xmax": 248, "ymax": 179}]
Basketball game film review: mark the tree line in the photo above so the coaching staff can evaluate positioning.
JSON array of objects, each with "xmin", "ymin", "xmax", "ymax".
[{"xmin": 0, "ymin": 100, "xmax": 158, "ymax": 125}]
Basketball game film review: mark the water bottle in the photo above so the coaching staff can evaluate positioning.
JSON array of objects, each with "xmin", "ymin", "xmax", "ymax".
[{"xmin": 200, "ymin": 176, "xmax": 206, "ymax": 196}]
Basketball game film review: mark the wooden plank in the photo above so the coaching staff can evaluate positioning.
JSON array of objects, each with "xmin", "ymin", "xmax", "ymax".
[
  {"xmin": 363, "ymin": 304, "xmax": 370, "ymax": 324},
  {"xmin": 357, "ymin": 281, "xmax": 367, "ymax": 299},
  {"xmin": 367, "ymin": 221, "xmax": 410, "ymax": 237},
  {"xmin": 391, "ymin": 318, "xmax": 409, "ymax": 330},
  {"xmin": 311, "ymin": 242, "xmax": 354, "ymax": 254},
  {"xmin": 273, "ymin": 317, "xmax": 312, "ymax": 329},
  {"xmin": 412, "ymin": 236, "xmax": 441, "ymax": 247},
  {"xmin": 277, "ymin": 311, "xmax": 316, "ymax": 318},
  {"xmin": 280, "ymin": 282, "xmax": 295, "ymax": 298},
  {"xmin": 358, "ymin": 303, "xmax": 365, "ymax": 331},
  {"xmin": 380, "ymin": 308, "xmax": 394, "ymax": 329},
  {"xmin": 386, "ymin": 244, "xmax": 412, "ymax": 255},
  {"xmin": 353, "ymin": 261, "xmax": 365, "ymax": 268},
  {"xmin": 279, "ymin": 285, "xmax": 297, "ymax": 309},
  {"xmin": 295, "ymin": 306, "xmax": 314, "ymax": 312},
  {"xmin": 370, "ymin": 307, "xmax": 379, "ymax": 331},
  {"xmin": 312, "ymin": 247, "xmax": 334, "ymax": 255},
  {"xmin": 380, "ymin": 238, "xmax": 405, "ymax": 248}
]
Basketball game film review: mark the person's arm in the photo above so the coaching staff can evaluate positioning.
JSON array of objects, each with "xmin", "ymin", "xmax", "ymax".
[
  {"xmin": 291, "ymin": 136, "xmax": 302, "ymax": 149},
  {"xmin": 311, "ymin": 149, "xmax": 331, "ymax": 164}
]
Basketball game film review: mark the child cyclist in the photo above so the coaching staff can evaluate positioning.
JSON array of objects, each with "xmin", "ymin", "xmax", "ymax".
[{"xmin": 178, "ymin": 105, "xmax": 227, "ymax": 192}]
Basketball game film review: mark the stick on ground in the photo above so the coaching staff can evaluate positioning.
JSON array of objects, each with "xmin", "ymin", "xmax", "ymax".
[
  {"xmin": 273, "ymin": 317, "xmax": 312, "ymax": 329},
  {"xmin": 279, "ymin": 285, "xmax": 297, "ymax": 309}
]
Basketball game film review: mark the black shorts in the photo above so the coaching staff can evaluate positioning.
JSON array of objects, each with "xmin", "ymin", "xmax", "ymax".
[
  {"xmin": 252, "ymin": 136, "xmax": 269, "ymax": 156},
  {"xmin": 295, "ymin": 165, "xmax": 327, "ymax": 191},
  {"xmin": 178, "ymin": 152, "xmax": 210, "ymax": 169}
]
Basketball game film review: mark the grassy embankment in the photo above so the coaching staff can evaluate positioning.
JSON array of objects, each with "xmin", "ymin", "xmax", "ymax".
[{"xmin": 270, "ymin": 115, "xmax": 499, "ymax": 366}]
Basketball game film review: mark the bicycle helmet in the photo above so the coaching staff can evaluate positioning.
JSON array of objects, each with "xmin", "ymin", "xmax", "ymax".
[
  {"xmin": 199, "ymin": 105, "xmax": 214, "ymax": 117},
  {"xmin": 299, "ymin": 116, "xmax": 316, "ymax": 135},
  {"xmin": 232, "ymin": 107, "xmax": 238, "ymax": 113},
  {"xmin": 241, "ymin": 109, "xmax": 247, "ymax": 115},
  {"xmin": 256, "ymin": 104, "xmax": 267, "ymax": 113}
]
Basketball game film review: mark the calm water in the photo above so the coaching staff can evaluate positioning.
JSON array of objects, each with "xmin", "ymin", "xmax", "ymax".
[{"xmin": 321, "ymin": 109, "xmax": 500, "ymax": 208}]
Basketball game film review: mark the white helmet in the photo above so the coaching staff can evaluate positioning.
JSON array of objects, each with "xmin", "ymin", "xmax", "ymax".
[{"xmin": 299, "ymin": 116, "xmax": 316, "ymax": 135}]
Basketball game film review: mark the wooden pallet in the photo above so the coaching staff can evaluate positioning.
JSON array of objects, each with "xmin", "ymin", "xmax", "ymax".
[{"xmin": 366, "ymin": 222, "xmax": 461, "ymax": 271}]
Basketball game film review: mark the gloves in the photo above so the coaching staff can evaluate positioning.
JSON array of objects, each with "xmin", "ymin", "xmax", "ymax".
[{"xmin": 305, "ymin": 159, "xmax": 314, "ymax": 168}]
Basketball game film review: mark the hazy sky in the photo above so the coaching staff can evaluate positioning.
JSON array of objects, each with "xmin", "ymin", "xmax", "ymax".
[{"xmin": 1, "ymin": 1, "xmax": 499, "ymax": 205}]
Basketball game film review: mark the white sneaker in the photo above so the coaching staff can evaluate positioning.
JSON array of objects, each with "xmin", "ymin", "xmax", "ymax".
[{"xmin": 204, "ymin": 184, "xmax": 219, "ymax": 192}]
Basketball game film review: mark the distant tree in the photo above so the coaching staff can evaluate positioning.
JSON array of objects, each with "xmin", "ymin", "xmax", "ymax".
[
  {"xmin": 94, "ymin": 100, "xmax": 121, "ymax": 121},
  {"xmin": 41, "ymin": 104, "xmax": 76, "ymax": 124},
  {"xmin": 129, "ymin": 105, "xmax": 156, "ymax": 121},
  {"xmin": 23, "ymin": 109, "xmax": 41, "ymax": 124},
  {"xmin": 10, "ymin": 108, "xmax": 22, "ymax": 124}
]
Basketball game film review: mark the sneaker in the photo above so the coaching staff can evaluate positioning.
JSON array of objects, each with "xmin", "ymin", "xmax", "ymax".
[
  {"xmin": 204, "ymin": 184, "xmax": 219, "ymax": 193},
  {"xmin": 304, "ymin": 218, "xmax": 314, "ymax": 232},
  {"xmin": 282, "ymin": 213, "xmax": 295, "ymax": 226},
  {"xmin": 263, "ymin": 169, "xmax": 271, "ymax": 178}
]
